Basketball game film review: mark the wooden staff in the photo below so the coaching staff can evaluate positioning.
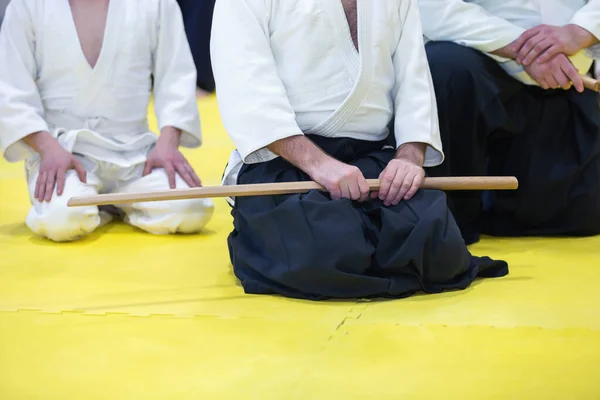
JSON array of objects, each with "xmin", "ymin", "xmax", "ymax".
[
  {"xmin": 582, "ymin": 76, "xmax": 600, "ymax": 92},
  {"xmin": 67, "ymin": 176, "xmax": 519, "ymax": 207}
]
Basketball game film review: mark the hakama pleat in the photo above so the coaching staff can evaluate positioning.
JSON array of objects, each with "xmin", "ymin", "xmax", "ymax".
[{"xmin": 425, "ymin": 41, "xmax": 600, "ymax": 244}]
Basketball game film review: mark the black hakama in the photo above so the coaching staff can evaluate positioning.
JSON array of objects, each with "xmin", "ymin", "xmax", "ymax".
[
  {"xmin": 227, "ymin": 135, "xmax": 508, "ymax": 301},
  {"xmin": 425, "ymin": 41, "xmax": 600, "ymax": 245},
  {"xmin": 176, "ymin": 0, "xmax": 215, "ymax": 92}
]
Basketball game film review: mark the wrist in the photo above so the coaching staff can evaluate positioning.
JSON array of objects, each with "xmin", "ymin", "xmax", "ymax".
[
  {"xmin": 565, "ymin": 24, "xmax": 597, "ymax": 50},
  {"xmin": 24, "ymin": 131, "xmax": 59, "ymax": 156},
  {"xmin": 157, "ymin": 126, "xmax": 182, "ymax": 148},
  {"xmin": 395, "ymin": 142, "xmax": 426, "ymax": 167}
]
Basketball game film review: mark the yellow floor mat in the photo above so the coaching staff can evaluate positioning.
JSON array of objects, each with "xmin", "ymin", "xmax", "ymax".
[{"xmin": 0, "ymin": 96, "xmax": 599, "ymax": 399}]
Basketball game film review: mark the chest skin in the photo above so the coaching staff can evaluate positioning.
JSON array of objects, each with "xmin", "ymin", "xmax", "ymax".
[
  {"xmin": 68, "ymin": 0, "xmax": 110, "ymax": 69},
  {"xmin": 341, "ymin": 0, "xmax": 359, "ymax": 51}
]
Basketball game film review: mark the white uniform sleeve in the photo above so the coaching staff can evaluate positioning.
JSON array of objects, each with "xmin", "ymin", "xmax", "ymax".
[
  {"xmin": 0, "ymin": 0, "xmax": 49, "ymax": 163},
  {"xmin": 210, "ymin": 0, "xmax": 304, "ymax": 164},
  {"xmin": 418, "ymin": 0, "xmax": 525, "ymax": 63},
  {"xmin": 393, "ymin": 0, "xmax": 444, "ymax": 167},
  {"xmin": 152, "ymin": 0, "xmax": 201, "ymax": 148},
  {"xmin": 570, "ymin": 0, "xmax": 600, "ymax": 58}
]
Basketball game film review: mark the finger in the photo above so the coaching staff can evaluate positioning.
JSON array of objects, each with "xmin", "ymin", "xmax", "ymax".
[
  {"xmin": 537, "ymin": 45, "xmax": 561, "ymax": 64},
  {"xmin": 403, "ymin": 171, "xmax": 424, "ymax": 201},
  {"xmin": 571, "ymin": 74, "xmax": 584, "ymax": 93},
  {"xmin": 44, "ymin": 169, "xmax": 57, "ymax": 202},
  {"xmin": 554, "ymin": 68, "xmax": 571, "ymax": 90},
  {"xmin": 186, "ymin": 164, "xmax": 202, "ymax": 187},
  {"xmin": 370, "ymin": 191, "xmax": 379, "ymax": 200},
  {"xmin": 357, "ymin": 177, "xmax": 370, "ymax": 202},
  {"xmin": 522, "ymin": 38, "xmax": 552, "ymax": 66},
  {"xmin": 385, "ymin": 169, "xmax": 407, "ymax": 206},
  {"xmin": 35, "ymin": 171, "xmax": 46, "ymax": 202},
  {"xmin": 537, "ymin": 76, "xmax": 550, "ymax": 90},
  {"xmin": 175, "ymin": 163, "xmax": 195, "ymax": 188},
  {"xmin": 330, "ymin": 186, "xmax": 342, "ymax": 201},
  {"xmin": 142, "ymin": 160, "xmax": 153, "ymax": 177},
  {"xmin": 378, "ymin": 167, "xmax": 397, "ymax": 201},
  {"xmin": 165, "ymin": 164, "xmax": 177, "ymax": 189},
  {"xmin": 73, "ymin": 160, "xmax": 87, "ymax": 183},
  {"xmin": 512, "ymin": 27, "xmax": 541, "ymax": 54},
  {"xmin": 348, "ymin": 181, "xmax": 361, "ymax": 201},
  {"xmin": 56, "ymin": 167, "xmax": 67, "ymax": 196},
  {"xmin": 393, "ymin": 171, "xmax": 414, "ymax": 205},
  {"xmin": 341, "ymin": 179, "xmax": 357, "ymax": 200},
  {"xmin": 545, "ymin": 74, "xmax": 559, "ymax": 90},
  {"xmin": 516, "ymin": 34, "xmax": 543, "ymax": 64},
  {"xmin": 340, "ymin": 184, "xmax": 352, "ymax": 200},
  {"xmin": 561, "ymin": 62, "xmax": 584, "ymax": 93},
  {"xmin": 392, "ymin": 184, "xmax": 406, "ymax": 206}
]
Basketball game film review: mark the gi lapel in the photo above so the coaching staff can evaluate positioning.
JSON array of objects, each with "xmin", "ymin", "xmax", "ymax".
[
  {"xmin": 306, "ymin": 0, "xmax": 373, "ymax": 137},
  {"xmin": 65, "ymin": 0, "xmax": 126, "ymax": 115}
]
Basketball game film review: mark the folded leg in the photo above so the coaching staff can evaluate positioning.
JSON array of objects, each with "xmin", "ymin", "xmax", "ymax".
[
  {"xmin": 229, "ymin": 139, "xmax": 508, "ymax": 300},
  {"xmin": 25, "ymin": 157, "xmax": 105, "ymax": 242},
  {"xmin": 354, "ymin": 148, "xmax": 508, "ymax": 295},
  {"xmin": 426, "ymin": 41, "xmax": 600, "ymax": 240},
  {"xmin": 115, "ymin": 168, "xmax": 214, "ymax": 235}
]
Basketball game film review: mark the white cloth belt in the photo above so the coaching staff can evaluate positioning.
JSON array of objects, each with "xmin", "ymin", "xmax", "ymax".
[
  {"xmin": 43, "ymin": 110, "xmax": 158, "ymax": 168},
  {"xmin": 45, "ymin": 110, "xmax": 150, "ymax": 143}
]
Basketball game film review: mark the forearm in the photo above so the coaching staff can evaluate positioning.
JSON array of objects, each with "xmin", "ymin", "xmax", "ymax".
[
  {"xmin": 23, "ymin": 131, "xmax": 60, "ymax": 156},
  {"xmin": 395, "ymin": 142, "xmax": 426, "ymax": 167},
  {"xmin": 268, "ymin": 135, "xmax": 332, "ymax": 176}
]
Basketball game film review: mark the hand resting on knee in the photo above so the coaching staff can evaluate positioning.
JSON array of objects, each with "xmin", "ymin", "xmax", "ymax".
[{"xmin": 24, "ymin": 131, "xmax": 87, "ymax": 203}]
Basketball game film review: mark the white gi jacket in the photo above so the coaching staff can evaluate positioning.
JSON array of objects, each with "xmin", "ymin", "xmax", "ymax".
[
  {"xmin": 211, "ymin": 0, "xmax": 444, "ymax": 188},
  {"xmin": 0, "ymin": 0, "xmax": 201, "ymax": 166},
  {"xmin": 418, "ymin": 0, "xmax": 600, "ymax": 85}
]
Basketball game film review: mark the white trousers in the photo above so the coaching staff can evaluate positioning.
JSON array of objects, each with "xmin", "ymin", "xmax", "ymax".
[{"xmin": 25, "ymin": 155, "xmax": 214, "ymax": 242}]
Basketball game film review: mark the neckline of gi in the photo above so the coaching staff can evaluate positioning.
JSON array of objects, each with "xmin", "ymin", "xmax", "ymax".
[{"xmin": 62, "ymin": 0, "xmax": 115, "ymax": 74}]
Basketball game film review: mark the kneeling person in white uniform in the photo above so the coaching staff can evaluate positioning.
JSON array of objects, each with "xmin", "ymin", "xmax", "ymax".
[
  {"xmin": 212, "ymin": 0, "xmax": 508, "ymax": 300},
  {"xmin": 0, "ymin": 0, "xmax": 214, "ymax": 242}
]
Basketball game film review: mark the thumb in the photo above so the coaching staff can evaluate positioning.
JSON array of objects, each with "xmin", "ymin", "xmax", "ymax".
[{"xmin": 73, "ymin": 159, "xmax": 87, "ymax": 183}]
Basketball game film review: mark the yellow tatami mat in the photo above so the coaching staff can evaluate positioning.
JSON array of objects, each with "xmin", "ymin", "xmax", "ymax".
[{"xmin": 1, "ymin": 97, "xmax": 599, "ymax": 399}]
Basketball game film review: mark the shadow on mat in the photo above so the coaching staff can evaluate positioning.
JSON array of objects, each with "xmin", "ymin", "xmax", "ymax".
[
  {"xmin": 0, "ymin": 221, "xmax": 216, "ymax": 245},
  {"xmin": 367, "ymin": 275, "xmax": 534, "ymax": 304},
  {"xmin": 0, "ymin": 223, "xmax": 30, "ymax": 237}
]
